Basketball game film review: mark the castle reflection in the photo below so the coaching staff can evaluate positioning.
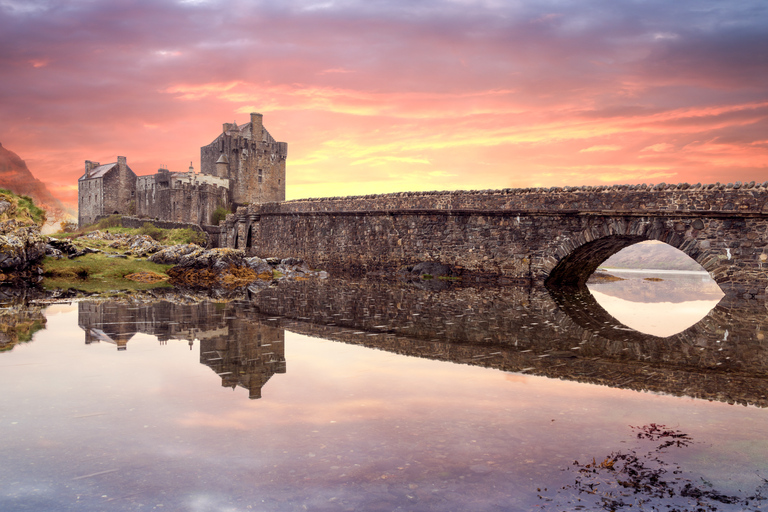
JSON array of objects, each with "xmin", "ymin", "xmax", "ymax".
[
  {"xmin": 77, "ymin": 301, "xmax": 286, "ymax": 399},
  {"xmin": 68, "ymin": 277, "xmax": 768, "ymax": 407}
]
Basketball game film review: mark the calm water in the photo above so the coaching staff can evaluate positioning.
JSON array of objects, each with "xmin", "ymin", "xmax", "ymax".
[{"xmin": 1, "ymin": 277, "xmax": 768, "ymax": 511}]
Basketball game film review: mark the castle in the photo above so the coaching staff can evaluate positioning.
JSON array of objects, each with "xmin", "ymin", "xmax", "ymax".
[{"xmin": 78, "ymin": 112, "xmax": 287, "ymax": 228}]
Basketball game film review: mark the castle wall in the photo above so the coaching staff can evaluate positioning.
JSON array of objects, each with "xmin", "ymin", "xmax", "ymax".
[
  {"xmin": 110, "ymin": 156, "xmax": 136, "ymax": 217},
  {"xmin": 78, "ymin": 176, "xmax": 103, "ymax": 227},
  {"xmin": 136, "ymin": 172, "xmax": 229, "ymax": 225}
]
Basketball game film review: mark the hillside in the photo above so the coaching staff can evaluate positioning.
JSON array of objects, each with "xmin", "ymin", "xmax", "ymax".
[
  {"xmin": 600, "ymin": 240, "xmax": 704, "ymax": 271},
  {"xmin": 0, "ymin": 142, "xmax": 68, "ymax": 225}
]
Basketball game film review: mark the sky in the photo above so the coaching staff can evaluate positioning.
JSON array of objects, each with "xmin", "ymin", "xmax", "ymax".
[{"xmin": 0, "ymin": 0, "xmax": 766, "ymax": 208}]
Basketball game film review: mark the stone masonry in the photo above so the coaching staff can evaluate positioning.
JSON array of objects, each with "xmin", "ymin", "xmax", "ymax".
[
  {"xmin": 78, "ymin": 156, "xmax": 137, "ymax": 227},
  {"xmin": 200, "ymin": 112, "xmax": 287, "ymax": 208},
  {"xmin": 226, "ymin": 181, "xmax": 768, "ymax": 298}
]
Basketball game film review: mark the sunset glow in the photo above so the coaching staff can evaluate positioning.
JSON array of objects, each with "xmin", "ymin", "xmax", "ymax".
[{"xmin": 1, "ymin": 0, "xmax": 766, "ymax": 207}]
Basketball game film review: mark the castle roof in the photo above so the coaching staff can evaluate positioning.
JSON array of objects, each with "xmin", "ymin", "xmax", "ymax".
[
  {"xmin": 79, "ymin": 163, "xmax": 116, "ymax": 180},
  {"xmin": 216, "ymin": 154, "xmax": 229, "ymax": 164}
]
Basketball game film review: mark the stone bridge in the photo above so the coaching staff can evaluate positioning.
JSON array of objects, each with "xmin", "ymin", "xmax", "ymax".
[{"xmin": 224, "ymin": 182, "xmax": 768, "ymax": 298}]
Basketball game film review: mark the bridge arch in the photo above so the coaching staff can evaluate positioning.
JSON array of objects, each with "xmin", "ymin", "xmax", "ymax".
[{"xmin": 543, "ymin": 217, "xmax": 725, "ymax": 289}]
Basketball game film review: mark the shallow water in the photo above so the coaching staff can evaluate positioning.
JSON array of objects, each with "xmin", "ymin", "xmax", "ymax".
[{"xmin": 1, "ymin": 279, "xmax": 768, "ymax": 511}]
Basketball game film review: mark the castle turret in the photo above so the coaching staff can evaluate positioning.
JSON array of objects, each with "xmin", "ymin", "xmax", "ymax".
[{"xmin": 215, "ymin": 154, "xmax": 229, "ymax": 178}]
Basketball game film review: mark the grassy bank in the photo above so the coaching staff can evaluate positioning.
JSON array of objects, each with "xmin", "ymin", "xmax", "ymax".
[
  {"xmin": 52, "ymin": 215, "xmax": 206, "ymax": 246},
  {"xmin": 43, "ymin": 253, "xmax": 173, "ymax": 293},
  {"xmin": 42, "ymin": 217, "xmax": 207, "ymax": 292},
  {"xmin": 0, "ymin": 188, "xmax": 46, "ymax": 226}
]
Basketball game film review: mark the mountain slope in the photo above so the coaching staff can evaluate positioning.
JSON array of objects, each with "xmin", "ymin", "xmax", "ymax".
[
  {"xmin": 0, "ymin": 142, "xmax": 68, "ymax": 224},
  {"xmin": 600, "ymin": 240, "xmax": 704, "ymax": 271}
]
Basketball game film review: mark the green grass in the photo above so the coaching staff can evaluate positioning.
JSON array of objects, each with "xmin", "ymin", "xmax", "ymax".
[
  {"xmin": 0, "ymin": 189, "xmax": 46, "ymax": 226},
  {"xmin": 17, "ymin": 320, "xmax": 45, "ymax": 343},
  {"xmin": 53, "ymin": 224, "xmax": 206, "ymax": 246},
  {"xmin": 42, "ymin": 253, "xmax": 173, "ymax": 293}
]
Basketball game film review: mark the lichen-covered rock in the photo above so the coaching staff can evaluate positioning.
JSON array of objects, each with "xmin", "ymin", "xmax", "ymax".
[
  {"xmin": 246, "ymin": 256, "xmax": 273, "ymax": 276},
  {"xmin": 176, "ymin": 247, "xmax": 246, "ymax": 270},
  {"xmin": 0, "ymin": 226, "xmax": 46, "ymax": 271},
  {"xmin": 47, "ymin": 238, "xmax": 78, "ymax": 256},
  {"xmin": 126, "ymin": 235, "xmax": 163, "ymax": 257},
  {"xmin": 149, "ymin": 244, "xmax": 205, "ymax": 265},
  {"xmin": 45, "ymin": 243, "xmax": 64, "ymax": 259}
]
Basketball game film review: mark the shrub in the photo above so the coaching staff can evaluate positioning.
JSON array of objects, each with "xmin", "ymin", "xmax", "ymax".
[
  {"xmin": 164, "ymin": 228, "xmax": 206, "ymax": 246},
  {"xmin": 138, "ymin": 222, "xmax": 164, "ymax": 241},
  {"xmin": 90, "ymin": 214, "xmax": 122, "ymax": 231},
  {"xmin": 211, "ymin": 206, "xmax": 230, "ymax": 226},
  {"xmin": 58, "ymin": 220, "xmax": 78, "ymax": 233}
]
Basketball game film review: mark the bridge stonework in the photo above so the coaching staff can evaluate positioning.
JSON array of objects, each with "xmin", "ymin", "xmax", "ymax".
[{"xmin": 225, "ymin": 183, "xmax": 768, "ymax": 298}]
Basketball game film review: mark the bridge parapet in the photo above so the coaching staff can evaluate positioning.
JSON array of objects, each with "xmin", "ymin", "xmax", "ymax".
[{"xmin": 274, "ymin": 182, "xmax": 768, "ymax": 214}]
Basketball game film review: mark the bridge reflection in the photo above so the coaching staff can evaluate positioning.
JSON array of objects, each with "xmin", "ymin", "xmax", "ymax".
[{"xmin": 72, "ymin": 277, "xmax": 768, "ymax": 406}]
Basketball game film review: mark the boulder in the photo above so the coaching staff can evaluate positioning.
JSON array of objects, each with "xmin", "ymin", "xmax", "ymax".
[
  {"xmin": 149, "ymin": 244, "xmax": 205, "ymax": 265},
  {"xmin": 246, "ymin": 256, "xmax": 272, "ymax": 275},
  {"xmin": 411, "ymin": 261, "xmax": 453, "ymax": 277},
  {"xmin": 47, "ymin": 238, "xmax": 78, "ymax": 256},
  {"xmin": 0, "ymin": 227, "xmax": 46, "ymax": 271},
  {"xmin": 127, "ymin": 235, "xmax": 163, "ymax": 257}
]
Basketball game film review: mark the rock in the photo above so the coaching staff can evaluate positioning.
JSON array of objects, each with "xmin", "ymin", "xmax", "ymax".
[
  {"xmin": 128, "ymin": 235, "xmax": 163, "ymax": 257},
  {"xmin": 149, "ymin": 244, "xmax": 205, "ymax": 265},
  {"xmin": 45, "ymin": 244, "xmax": 64, "ymax": 259},
  {"xmin": 245, "ymin": 256, "xmax": 272, "ymax": 275},
  {"xmin": 175, "ymin": 248, "xmax": 246, "ymax": 270},
  {"xmin": 47, "ymin": 238, "xmax": 79, "ymax": 256},
  {"xmin": 281, "ymin": 257, "xmax": 306, "ymax": 268},
  {"xmin": 411, "ymin": 261, "xmax": 453, "ymax": 277},
  {"xmin": 265, "ymin": 257, "xmax": 281, "ymax": 265},
  {"xmin": 70, "ymin": 247, "xmax": 100, "ymax": 258},
  {"xmin": 0, "ymin": 228, "xmax": 46, "ymax": 271}
]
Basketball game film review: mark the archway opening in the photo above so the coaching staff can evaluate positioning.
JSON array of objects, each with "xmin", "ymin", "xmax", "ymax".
[{"xmin": 586, "ymin": 240, "xmax": 723, "ymax": 337}]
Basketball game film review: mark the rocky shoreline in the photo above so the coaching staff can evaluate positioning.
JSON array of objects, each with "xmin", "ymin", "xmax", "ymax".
[{"xmin": 0, "ymin": 198, "xmax": 47, "ymax": 284}]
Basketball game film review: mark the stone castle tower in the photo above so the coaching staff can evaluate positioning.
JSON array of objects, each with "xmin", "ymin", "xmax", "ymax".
[
  {"xmin": 78, "ymin": 112, "xmax": 287, "ymax": 228},
  {"xmin": 77, "ymin": 156, "xmax": 137, "ymax": 227},
  {"xmin": 200, "ymin": 112, "xmax": 287, "ymax": 207}
]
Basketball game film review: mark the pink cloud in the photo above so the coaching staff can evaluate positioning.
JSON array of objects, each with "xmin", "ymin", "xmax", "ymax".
[{"xmin": 0, "ymin": 0, "xmax": 766, "ymax": 207}]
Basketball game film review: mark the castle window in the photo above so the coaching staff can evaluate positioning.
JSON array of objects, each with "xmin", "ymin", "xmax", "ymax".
[{"xmin": 258, "ymin": 169, "xmax": 262, "ymax": 183}]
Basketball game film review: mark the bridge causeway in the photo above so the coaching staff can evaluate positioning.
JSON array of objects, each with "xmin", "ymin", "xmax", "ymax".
[{"xmin": 225, "ymin": 182, "xmax": 768, "ymax": 298}]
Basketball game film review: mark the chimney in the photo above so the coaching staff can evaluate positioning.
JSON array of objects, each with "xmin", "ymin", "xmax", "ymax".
[
  {"xmin": 117, "ymin": 156, "xmax": 127, "ymax": 174},
  {"xmin": 85, "ymin": 160, "xmax": 99, "ymax": 178},
  {"xmin": 250, "ymin": 112, "xmax": 263, "ymax": 141}
]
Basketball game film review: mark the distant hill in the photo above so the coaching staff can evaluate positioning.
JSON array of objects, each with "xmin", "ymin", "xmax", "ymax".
[
  {"xmin": 600, "ymin": 241, "xmax": 704, "ymax": 271},
  {"xmin": 0, "ymin": 142, "xmax": 69, "ymax": 226}
]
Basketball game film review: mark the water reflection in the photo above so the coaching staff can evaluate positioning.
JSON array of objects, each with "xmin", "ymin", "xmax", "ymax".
[
  {"xmin": 63, "ymin": 278, "xmax": 768, "ymax": 408},
  {"xmin": 1, "ymin": 280, "xmax": 768, "ymax": 511},
  {"xmin": 78, "ymin": 301, "xmax": 286, "ymax": 399},
  {"xmin": 588, "ymin": 270, "xmax": 724, "ymax": 337}
]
